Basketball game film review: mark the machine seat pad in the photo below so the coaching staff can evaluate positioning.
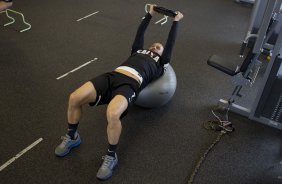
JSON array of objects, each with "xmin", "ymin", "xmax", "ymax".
[{"xmin": 207, "ymin": 55, "xmax": 239, "ymax": 76}]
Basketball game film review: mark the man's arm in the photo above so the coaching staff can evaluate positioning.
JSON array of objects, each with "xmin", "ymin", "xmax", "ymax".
[
  {"xmin": 161, "ymin": 11, "xmax": 184, "ymax": 64},
  {"xmin": 131, "ymin": 5, "xmax": 156, "ymax": 55}
]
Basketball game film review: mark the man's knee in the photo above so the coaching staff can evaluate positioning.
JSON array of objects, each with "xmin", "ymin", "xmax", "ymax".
[
  {"xmin": 68, "ymin": 92, "xmax": 82, "ymax": 107},
  {"xmin": 107, "ymin": 95, "xmax": 128, "ymax": 122},
  {"xmin": 107, "ymin": 109, "xmax": 122, "ymax": 122},
  {"xmin": 69, "ymin": 82, "xmax": 97, "ymax": 107},
  {"xmin": 106, "ymin": 109, "xmax": 128, "ymax": 127}
]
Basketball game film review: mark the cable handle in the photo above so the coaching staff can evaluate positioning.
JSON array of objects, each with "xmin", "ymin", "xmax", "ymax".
[{"xmin": 153, "ymin": 6, "xmax": 178, "ymax": 17}]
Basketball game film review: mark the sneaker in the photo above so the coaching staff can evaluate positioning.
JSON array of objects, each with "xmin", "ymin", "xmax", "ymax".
[
  {"xmin": 55, "ymin": 132, "xmax": 81, "ymax": 157},
  {"xmin": 96, "ymin": 154, "xmax": 118, "ymax": 180}
]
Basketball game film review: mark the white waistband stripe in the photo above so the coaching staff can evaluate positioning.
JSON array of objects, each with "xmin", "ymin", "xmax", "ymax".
[{"xmin": 116, "ymin": 66, "xmax": 143, "ymax": 84}]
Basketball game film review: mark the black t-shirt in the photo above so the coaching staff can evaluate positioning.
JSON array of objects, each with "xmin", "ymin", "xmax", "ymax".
[
  {"xmin": 119, "ymin": 13, "xmax": 179, "ymax": 90},
  {"xmin": 2, "ymin": 0, "xmax": 13, "ymax": 2}
]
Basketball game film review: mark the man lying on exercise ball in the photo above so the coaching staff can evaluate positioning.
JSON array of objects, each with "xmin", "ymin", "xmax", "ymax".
[{"xmin": 55, "ymin": 4, "xmax": 183, "ymax": 180}]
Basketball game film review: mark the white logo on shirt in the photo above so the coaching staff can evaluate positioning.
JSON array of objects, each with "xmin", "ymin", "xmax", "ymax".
[{"xmin": 137, "ymin": 49, "xmax": 160, "ymax": 62}]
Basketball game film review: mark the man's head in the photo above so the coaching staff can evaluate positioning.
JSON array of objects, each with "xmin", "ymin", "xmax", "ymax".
[{"xmin": 149, "ymin": 42, "xmax": 164, "ymax": 56}]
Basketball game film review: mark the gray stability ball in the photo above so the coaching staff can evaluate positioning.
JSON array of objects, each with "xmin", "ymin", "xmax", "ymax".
[{"xmin": 135, "ymin": 64, "xmax": 177, "ymax": 108}]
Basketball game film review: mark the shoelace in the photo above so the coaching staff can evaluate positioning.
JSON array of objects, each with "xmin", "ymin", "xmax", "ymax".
[
  {"xmin": 60, "ymin": 135, "xmax": 71, "ymax": 146},
  {"xmin": 101, "ymin": 155, "xmax": 115, "ymax": 169}
]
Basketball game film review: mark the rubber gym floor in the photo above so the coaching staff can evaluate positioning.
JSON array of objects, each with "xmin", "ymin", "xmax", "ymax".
[{"xmin": 1, "ymin": 0, "xmax": 282, "ymax": 183}]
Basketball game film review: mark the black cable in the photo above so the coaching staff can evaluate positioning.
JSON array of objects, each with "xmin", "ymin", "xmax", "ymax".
[
  {"xmin": 187, "ymin": 130, "xmax": 226, "ymax": 184},
  {"xmin": 186, "ymin": 108, "xmax": 234, "ymax": 184}
]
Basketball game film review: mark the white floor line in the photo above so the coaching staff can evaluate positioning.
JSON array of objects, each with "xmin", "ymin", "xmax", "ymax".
[
  {"xmin": 56, "ymin": 58, "xmax": 98, "ymax": 80},
  {"xmin": 0, "ymin": 138, "xmax": 43, "ymax": 172},
  {"xmin": 77, "ymin": 11, "xmax": 99, "ymax": 22}
]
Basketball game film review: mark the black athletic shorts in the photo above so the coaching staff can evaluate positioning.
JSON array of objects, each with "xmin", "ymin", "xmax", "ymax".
[{"xmin": 89, "ymin": 71, "xmax": 140, "ymax": 106}]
